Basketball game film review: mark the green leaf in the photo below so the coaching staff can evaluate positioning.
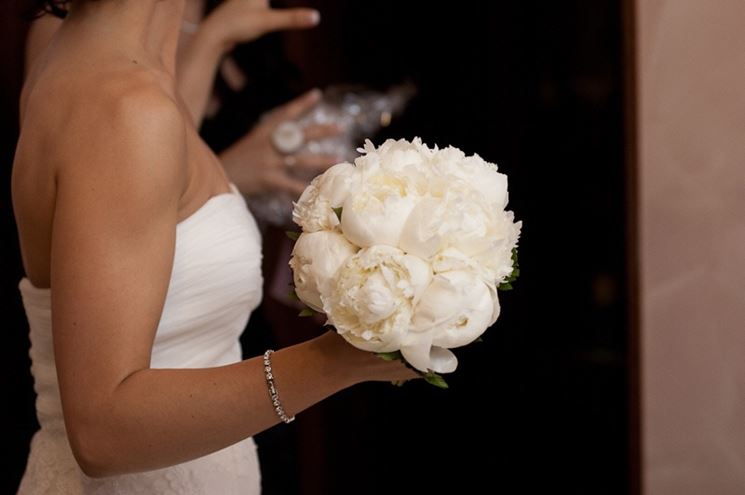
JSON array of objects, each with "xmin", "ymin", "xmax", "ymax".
[
  {"xmin": 424, "ymin": 372, "xmax": 449, "ymax": 389},
  {"xmin": 474, "ymin": 337, "xmax": 484, "ymax": 343},
  {"xmin": 377, "ymin": 354, "xmax": 449, "ymax": 389},
  {"xmin": 332, "ymin": 206, "xmax": 343, "ymax": 222},
  {"xmin": 285, "ymin": 230, "xmax": 300, "ymax": 241},
  {"xmin": 497, "ymin": 248, "xmax": 520, "ymax": 291},
  {"xmin": 377, "ymin": 351, "xmax": 403, "ymax": 361},
  {"xmin": 287, "ymin": 288, "xmax": 300, "ymax": 302},
  {"xmin": 298, "ymin": 308, "xmax": 316, "ymax": 317}
]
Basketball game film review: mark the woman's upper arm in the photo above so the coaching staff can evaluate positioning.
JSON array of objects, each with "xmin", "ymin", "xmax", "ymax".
[{"xmin": 50, "ymin": 87, "xmax": 186, "ymax": 424}]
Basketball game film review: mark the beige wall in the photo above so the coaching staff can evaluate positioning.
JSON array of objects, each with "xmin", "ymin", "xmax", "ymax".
[{"xmin": 639, "ymin": 0, "xmax": 745, "ymax": 493}]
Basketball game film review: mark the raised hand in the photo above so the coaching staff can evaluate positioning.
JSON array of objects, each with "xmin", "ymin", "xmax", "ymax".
[
  {"xmin": 220, "ymin": 89, "xmax": 344, "ymax": 197},
  {"xmin": 200, "ymin": 0, "xmax": 320, "ymax": 52},
  {"xmin": 179, "ymin": 1, "xmax": 320, "ymax": 125}
]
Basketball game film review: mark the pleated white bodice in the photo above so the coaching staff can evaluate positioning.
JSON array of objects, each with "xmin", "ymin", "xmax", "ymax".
[{"xmin": 17, "ymin": 185, "xmax": 264, "ymax": 494}]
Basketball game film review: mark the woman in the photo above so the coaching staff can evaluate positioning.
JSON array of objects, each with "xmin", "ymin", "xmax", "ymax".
[{"xmin": 13, "ymin": 1, "xmax": 416, "ymax": 493}]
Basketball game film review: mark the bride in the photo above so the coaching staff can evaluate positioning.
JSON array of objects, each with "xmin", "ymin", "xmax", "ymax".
[{"xmin": 13, "ymin": 1, "xmax": 416, "ymax": 493}]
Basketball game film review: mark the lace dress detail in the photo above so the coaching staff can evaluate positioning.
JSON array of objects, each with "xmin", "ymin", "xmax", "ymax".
[{"xmin": 17, "ymin": 185, "xmax": 263, "ymax": 494}]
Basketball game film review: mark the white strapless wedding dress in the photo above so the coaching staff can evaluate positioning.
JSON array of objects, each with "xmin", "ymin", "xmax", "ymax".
[{"xmin": 17, "ymin": 185, "xmax": 264, "ymax": 494}]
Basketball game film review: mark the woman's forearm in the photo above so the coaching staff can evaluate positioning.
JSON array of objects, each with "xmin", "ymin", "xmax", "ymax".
[
  {"xmin": 68, "ymin": 334, "xmax": 360, "ymax": 478},
  {"xmin": 176, "ymin": 26, "xmax": 226, "ymax": 126}
]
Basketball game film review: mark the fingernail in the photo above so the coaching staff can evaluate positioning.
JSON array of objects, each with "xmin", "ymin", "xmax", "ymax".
[
  {"xmin": 308, "ymin": 88, "xmax": 322, "ymax": 100},
  {"xmin": 307, "ymin": 10, "xmax": 321, "ymax": 25}
]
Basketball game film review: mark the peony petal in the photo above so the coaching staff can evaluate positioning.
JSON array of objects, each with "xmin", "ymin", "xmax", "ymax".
[
  {"xmin": 340, "ymin": 192, "xmax": 416, "ymax": 248},
  {"xmin": 398, "ymin": 198, "xmax": 446, "ymax": 259},
  {"xmin": 340, "ymin": 332, "xmax": 401, "ymax": 353},
  {"xmin": 292, "ymin": 163, "xmax": 360, "ymax": 232},
  {"xmin": 429, "ymin": 347, "xmax": 459, "ymax": 373},
  {"xmin": 294, "ymin": 286, "xmax": 324, "ymax": 313},
  {"xmin": 400, "ymin": 342, "xmax": 458, "ymax": 374},
  {"xmin": 431, "ymin": 277, "xmax": 493, "ymax": 348},
  {"xmin": 455, "ymin": 155, "xmax": 509, "ymax": 209},
  {"xmin": 485, "ymin": 282, "xmax": 501, "ymax": 326},
  {"xmin": 412, "ymin": 271, "xmax": 495, "ymax": 348},
  {"xmin": 317, "ymin": 162, "xmax": 359, "ymax": 207},
  {"xmin": 400, "ymin": 254, "xmax": 433, "ymax": 303},
  {"xmin": 289, "ymin": 231, "xmax": 358, "ymax": 312},
  {"xmin": 411, "ymin": 274, "xmax": 461, "ymax": 333},
  {"xmin": 401, "ymin": 337, "xmax": 434, "ymax": 373},
  {"xmin": 431, "ymin": 247, "xmax": 483, "ymax": 275}
]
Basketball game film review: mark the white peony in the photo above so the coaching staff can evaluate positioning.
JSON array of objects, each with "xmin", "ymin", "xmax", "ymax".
[
  {"xmin": 340, "ymin": 171, "xmax": 422, "ymax": 248},
  {"xmin": 354, "ymin": 137, "xmax": 434, "ymax": 174},
  {"xmin": 292, "ymin": 162, "xmax": 360, "ymax": 232},
  {"xmin": 411, "ymin": 270, "xmax": 496, "ymax": 348},
  {"xmin": 426, "ymin": 144, "xmax": 464, "ymax": 173},
  {"xmin": 289, "ymin": 231, "xmax": 358, "ymax": 312},
  {"xmin": 365, "ymin": 139, "xmax": 508, "ymax": 209},
  {"xmin": 471, "ymin": 211, "xmax": 522, "ymax": 283},
  {"xmin": 456, "ymin": 154, "xmax": 509, "ymax": 209},
  {"xmin": 431, "ymin": 247, "xmax": 500, "ymax": 325},
  {"xmin": 399, "ymin": 180, "xmax": 492, "ymax": 256},
  {"xmin": 398, "ymin": 269, "xmax": 496, "ymax": 374},
  {"xmin": 324, "ymin": 245, "xmax": 432, "ymax": 353}
]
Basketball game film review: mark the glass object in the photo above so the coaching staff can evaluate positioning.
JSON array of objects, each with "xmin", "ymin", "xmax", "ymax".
[{"xmin": 247, "ymin": 83, "xmax": 416, "ymax": 227}]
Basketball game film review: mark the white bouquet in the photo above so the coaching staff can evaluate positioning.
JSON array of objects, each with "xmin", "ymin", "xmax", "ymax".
[{"xmin": 289, "ymin": 138, "xmax": 521, "ymax": 387}]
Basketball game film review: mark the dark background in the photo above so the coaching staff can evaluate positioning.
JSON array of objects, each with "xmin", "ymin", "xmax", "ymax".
[{"xmin": 2, "ymin": 1, "xmax": 630, "ymax": 493}]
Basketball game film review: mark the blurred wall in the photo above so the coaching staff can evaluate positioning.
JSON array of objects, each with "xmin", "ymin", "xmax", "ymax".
[{"xmin": 639, "ymin": 1, "xmax": 745, "ymax": 493}]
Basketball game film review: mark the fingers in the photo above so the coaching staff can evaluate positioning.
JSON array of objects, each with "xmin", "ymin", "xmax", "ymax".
[
  {"xmin": 383, "ymin": 360, "xmax": 422, "ymax": 382},
  {"xmin": 303, "ymin": 123, "xmax": 344, "ymax": 141},
  {"xmin": 219, "ymin": 57, "xmax": 247, "ymax": 92},
  {"xmin": 260, "ymin": 8, "xmax": 321, "ymax": 35},
  {"xmin": 267, "ymin": 172, "xmax": 308, "ymax": 198},
  {"xmin": 396, "ymin": 361, "xmax": 423, "ymax": 381},
  {"xmin": 267, "ymin": 89, "xmax": 322, "ymax": 125},
  {"xmin": 292, "ymin": 153, "xmax": 344, "ymax": 172}
]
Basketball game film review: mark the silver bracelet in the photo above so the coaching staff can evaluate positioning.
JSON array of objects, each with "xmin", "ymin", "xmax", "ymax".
[{"xmin": 263, "ymin": 350, "xmax": 295, "ymax": 424}]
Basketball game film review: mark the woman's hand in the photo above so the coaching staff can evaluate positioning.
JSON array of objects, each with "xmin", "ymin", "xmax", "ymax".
[
  {"xmin": 310, "ymin": 331, "xmax": 422, "ymax": 385},
  {"xmin": 220, "ymin": 90, "xmax": 344, "ymax": 197},
  {"xmin": 200, "ymin": 0, "xmax": 320, "ymax": 53},
  {"xmin": 179, "ymin": 2, "xmax": 319, "ymax": 125}
]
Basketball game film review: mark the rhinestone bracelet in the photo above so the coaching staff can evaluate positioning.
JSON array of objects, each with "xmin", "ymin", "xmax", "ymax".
[{"xmin": 262, "ymin": 350, "xmax": 295, "ymax": 424}]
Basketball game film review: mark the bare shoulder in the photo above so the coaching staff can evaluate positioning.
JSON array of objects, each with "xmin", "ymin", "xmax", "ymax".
[
  {"xmin": 22, "ymin": 63, "xmax": 188, "ymax": 198},
  {"xmin": 53, "ymin": 66, "xmax": 186, "ymax": 159},
  {"xmin": 25, "ymin": 62, "xmax": 184, "ymax": 134},
  {"xmin": 14, "ymin": 63, "xmax": 188, "ymax": 285}
]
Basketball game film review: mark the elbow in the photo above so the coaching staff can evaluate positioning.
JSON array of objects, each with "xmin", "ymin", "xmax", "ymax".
[
  {"xmin": 63, "ymin": 374, "xmax": 150, "ymax": 478},
  {"xmin": 76, "ymin": 457, "xmax": 110, "ymax": 479},
  {"xmin": 66, "ymin": 418, "xmax": 121, "ymax": 478}
]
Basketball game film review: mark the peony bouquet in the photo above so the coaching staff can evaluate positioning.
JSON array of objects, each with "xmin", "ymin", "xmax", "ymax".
[{"xmin": 289, "ymin": 138, "xmax": 521, "ymax": 387}]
